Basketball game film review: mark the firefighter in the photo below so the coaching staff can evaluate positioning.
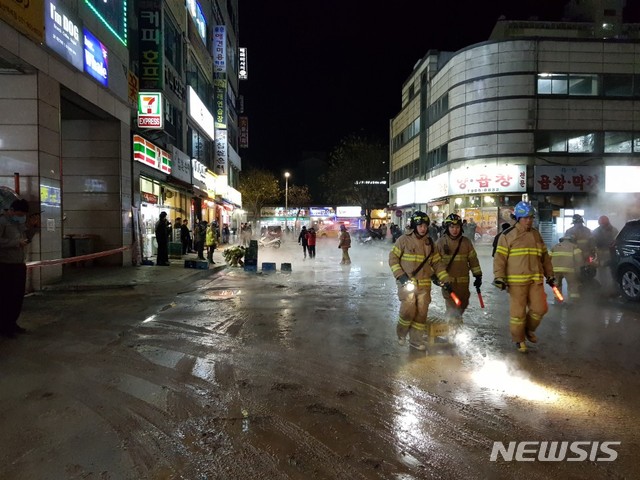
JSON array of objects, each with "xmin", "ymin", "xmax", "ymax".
[
  {"xmin": 550, "ymin": 235, "xmax": 583, "ymax": 304},
  {"xmin": 435, "ymin": 213, "xmax": 482, "ymax": 324},
  {"xmin": 564, "ymin": 214, "xmax": 594, "ymax": 262},
  {"xmin": 389, "ymin": 211, "xmax": 451, "ymax": 351},
  {"xmin": 493, "ymin": 201, "xmax": 555, "ymax": 353}
]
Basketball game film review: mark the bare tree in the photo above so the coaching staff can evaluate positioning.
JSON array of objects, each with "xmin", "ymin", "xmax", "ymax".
[{"xmin": 238, "ymin": 169, "xmax": 280, "ymax": 226}]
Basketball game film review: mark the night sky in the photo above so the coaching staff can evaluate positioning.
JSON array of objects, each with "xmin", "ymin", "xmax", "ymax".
[{"xmin": 237, "ymin": 1, "xmax": 636, "ymax": 174}]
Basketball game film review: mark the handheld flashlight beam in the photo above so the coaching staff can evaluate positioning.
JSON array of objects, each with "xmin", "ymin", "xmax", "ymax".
[
  {"xmin": 552, "ymin": 285, "xmax": 564, "ymax": 302},
  {"xmin": 450, "ymin": 291, "xmax": 462, "ymax": 307}
]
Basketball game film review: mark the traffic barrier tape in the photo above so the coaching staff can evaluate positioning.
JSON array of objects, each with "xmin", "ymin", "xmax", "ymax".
[{"xmin": 26, "ymin": 246, "xmax": 131, "ymax": 269}]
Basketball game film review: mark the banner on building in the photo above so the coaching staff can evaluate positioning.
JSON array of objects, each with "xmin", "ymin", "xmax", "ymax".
[
  {"xmin": 239, "ymin": 116, "xmax": 249, "ymax": 148},
  {"xmin": 449, "ymin": 165, "xmax": 526, "ymax": 195},
  {"xmin": 215, "ymin": 130, "xmax": 228, "ymax": 175},
  {"xmin": 83, "ymin": 28, "xmax": 108, "ymax": 86},
  {"xmin": 214, "ymin": 77, "xmax": 227, "ymax": 129},
  {"xmin": 239, "ymin": 47, "xmax": 248, "ymax": 80},
  {"xmin": 170, "ymin": 146, "xmax": 192, "ymax": 183},
  {"xmin": 133, "ymin": 135, "xmax": 171, "ymax": 174},
  {"xmin": 534, "ymin": 166, "xmax": 602, "ymax": 193},
  {"xmin": 213, "ymin": 25, "xmax": 226, "ymax": 73},
  {"xmin": 0, "ymin": 0, "xmax": 44, "ymax": 42},
  {"xmin": 138, "ymin": 1, "xmax": 163, "ymax": 89},
  {"xmin": 45, "ymin": 0, "xmax": 83, "ymax": 71}
]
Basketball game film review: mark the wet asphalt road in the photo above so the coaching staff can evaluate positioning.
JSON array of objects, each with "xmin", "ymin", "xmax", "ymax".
[{"xmin": 1, "ymin": 237, "xmax": 639, "ymax": 479}]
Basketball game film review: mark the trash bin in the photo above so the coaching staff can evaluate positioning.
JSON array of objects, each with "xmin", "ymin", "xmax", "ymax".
[{"xmin": 169, "ymin": 242, "xmax": 183, "ymax": 259}]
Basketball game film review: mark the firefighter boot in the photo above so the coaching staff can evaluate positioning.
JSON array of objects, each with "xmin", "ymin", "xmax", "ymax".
[
  {"xmin": 409, "ymin": 328, "xmax": 426, "ymax": 351},
  {"xmin": 525, "ymin": 330, "xmax": 537, "ymax": 343},
  {"xmin": 516, "ymin": 342, "xmax": 528, "ymax": 353}
]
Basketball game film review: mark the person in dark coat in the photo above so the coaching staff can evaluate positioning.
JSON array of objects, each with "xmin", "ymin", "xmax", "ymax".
[
  {"xmin": 155, "ymin": 211, "xmax": 171, "ymax": 266},
  {"xmin": 492, "ymin": 222, "xmax": 512, "ymax": 257},
  {"xmin": 180, "ymin": 220, "xmax": 192, "ymax": 255},
  {"xmin": 298, "ymin": 226, "xmax": 309, "ymax": 258}
]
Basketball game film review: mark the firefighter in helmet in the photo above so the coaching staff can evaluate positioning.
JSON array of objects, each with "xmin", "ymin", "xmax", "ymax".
[
  {"xmin": 389, "ymin": 211, "xmax": 451, "ymax": 351},
  {"xmin": 493, "ymin": 201, "xmax": 555, "ymax": 353},
  {"xmin": 435, "ymin": 213, "xmax": 482, "ymax": 323},
  {"xmin": 550, "ymin": 234, "xmax": 583, "ymax": 304},
  {"xmin": 564, "ymin": 214, "xmax": 594, "ymax": 262}
]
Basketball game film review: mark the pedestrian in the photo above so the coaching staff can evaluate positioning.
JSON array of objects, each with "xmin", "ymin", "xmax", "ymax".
[
  {"xmin": 592, "ymin": 215, "xmax": 618, "ymax": 294},
  {"xmin": 550, "ymin": 234, "xmax": 583, "ymax": 304},
  {"xmin": 435, "ymin": 213, "xmax": 482, "ymax": 324},
  {"xmin": 428, "ymin": 221, "xmax": 439, "ymax": 243},
  {"xmin": 298, "ymin": 225, "xmax": 309, "ymax": 259},
  {"xmin": 564, "ymin": 214, "xmax": 594, "ymax": 262},
  {"xmin": 493, "ymin": 201, "xmax": 555, "ymax": 353},
  {"xmin": 380, "ymin": 223, "xmax": 387, "ymax": 238},
  {"xmin": 389, "ymin": 211, "xmax": 452, "ymax": 351},
  {"xmin": 205, "ymin": 222, "xmax": 218, "ymax": 264},
  {"xmin": 222, "ymin": 224, "xmax": 230, "ymax": 244},
  {"xmin": 305, "ymin": 227, "xmax": 317, "ymax": 258},
  {"xmin": 0, "ymin": 199, "xmax": 35, "ymax": 337},
  {"xmin": 338, "ymin": 224, "xmax": 351, "ymax": 265},
  {"xmin": 154, "ymin": 211, "xmax": 171, "ymax": 266},
  {"xmin": 492, "ymin": 222, "xmax": 512, "ymax": 257},
  {"xmin": 465, "ymin": 218, "xmax": 477, "ymax": 244},
  {"xmin": 180, "ymin": 220, "xmax": 191, "ymax": 255},
  {"xmin": 194, "ymin": 221, "xmax": 207, "ymax": 260}
]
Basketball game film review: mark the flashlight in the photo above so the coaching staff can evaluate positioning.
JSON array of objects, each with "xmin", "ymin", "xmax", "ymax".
[{"xmin": 405, "ymin": 281, "xmax": 416, "ymax": 292}]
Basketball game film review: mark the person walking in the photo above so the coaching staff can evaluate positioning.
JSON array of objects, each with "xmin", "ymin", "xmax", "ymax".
[
  {"xmin": 154, "ymin": 211, "xmax": 171, "ymax": 266},
  {"xmin": 435, "ymin": 213, "xmax": 482, "ymax": 324},
  {"xmin": 222, "ymin": 224, "xmax": 230, "ymax": 244},
  {"xmin": 465, "ymin": 218, "xmax": 478, "ymax": 244},
  {"xmin": 389, "ymin": 211, "xmax": 451, "ymax": 351},
  {"xmin": 180, "ymin": 220, "xmax": 192, "ymax": 255},
  {"xmin": 338, "ymin": 224, "xmax": 351, "ymax": 265},
  {"xmin": 298, "ymin": 225, "xmax": 309, "ymax": 259},
  {"xmin": 492, "ymin": 222, "xmax": 512, "ymax": 257},
  {"xmin": 0, "ymin": 199, "xmax": 35, "ymax": 337},
  {"xmin": 205, "ymin": 222, "xmax": 218, "ymax": 264},
  {"xmin": 550, "ymin": 235, "xmax": 583, "ymax": 304},
  {"xmin": 493, "ymin": 201, "xmax": 555, "ymax": 353},
  {"xmin": 194, "ymin": 221, "xmax": 207, "ymax": 260},
  {"xmin": 305, "ymin": 227, "xmax": 317, "ymax": 258}
]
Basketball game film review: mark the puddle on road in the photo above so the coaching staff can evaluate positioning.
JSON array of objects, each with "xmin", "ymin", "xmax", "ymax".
[{"xmin": 200, "ymin": 289, "xmax": 242, "ymax": 301}]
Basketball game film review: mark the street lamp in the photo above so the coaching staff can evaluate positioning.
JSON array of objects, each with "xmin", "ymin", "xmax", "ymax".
[{"xmin": 284, "ymin": 171, "xmax": 290, "ymax": 233}]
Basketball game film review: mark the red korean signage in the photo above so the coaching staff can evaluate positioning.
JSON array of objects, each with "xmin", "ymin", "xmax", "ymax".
[
  {"xmin": 449, "ymin": 165, "xmax": 526, "ymax": 195},
  {"xmin": 533, "ymin": 166, "xmax": 602, "ymax": 193}
]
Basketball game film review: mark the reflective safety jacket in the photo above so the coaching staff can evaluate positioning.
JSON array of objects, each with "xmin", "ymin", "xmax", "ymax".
[
  {"xmin": 493, "ymin": 223, "xmax": 554, "ymax": 285},
  {"xmin": 435, "ymin": 234, "xmax": 482, "ymax": 283},
  {"xmin": 389, "ymin": 232, "xmax": 450, "ymax": 289},
  {"xmin": 550, "ymin": 240, "xmax": 583, "ymax": 273},
  {"xmin": 565, "ymin": 224, "xmax": 594, "ymax": 260}
]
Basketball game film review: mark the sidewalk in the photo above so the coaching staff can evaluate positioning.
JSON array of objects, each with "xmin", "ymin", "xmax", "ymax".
[{"xmin": 39, "ymin": 251, "xmax": 227, "ymax": 292}]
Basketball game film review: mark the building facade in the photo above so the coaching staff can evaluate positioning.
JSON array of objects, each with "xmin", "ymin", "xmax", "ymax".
[
  {"xmin": 0, "ymin": 0, "xmax": 241, "ymax": 289},
  {"xmin": 390, "ymin": 6, "xmax": 640, "ymax": 244}
]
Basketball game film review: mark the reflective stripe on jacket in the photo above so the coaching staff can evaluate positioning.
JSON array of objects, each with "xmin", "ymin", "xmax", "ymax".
[
  {"xmin": 551, "ymin": 241, "xmax": 582, "ymax": 273},
  {"xmin": 389, "ymin": 232, "xmax": 450, "ymax": 289},
  {"xmin": 435, "ymin": 234, "xmax": 482, "ymax": 283},
  {"xmin": 493, "ymin": 223, "xmax": 554, "ymax": 285}
]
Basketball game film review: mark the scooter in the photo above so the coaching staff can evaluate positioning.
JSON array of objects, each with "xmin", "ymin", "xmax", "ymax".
[{"xmin": 258, "ymin": 235, "xmax": 281, "ymax": 248}]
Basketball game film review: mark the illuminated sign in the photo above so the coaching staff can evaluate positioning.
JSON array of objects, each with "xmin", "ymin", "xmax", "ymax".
[
  {"xmin": 137, "ymin": 92, "xmax": 163, "ymax": 129},
  {"xmin": 191, "ymin": 159, "xmax": 207, "ymax": 191},
  {"xmin": 138, "ymin": 3, "xmax": 163, "ymax": 89},
  {"xmin": 133, "ymin": 135, "xmax": 171, "ymax": 174},
  {"xmin": 449, "ymin": 165, "xmax": 526, "ymax": 195},
  {"xmin": 186, "ymin": 0, "xmax": 206, "ymax": 42},
  {"xmin": 310, "ymin": 207, "xmax": 335, "ymax": 217},
  {"xmin": 84, "ymin": 0, "xmax": 127, "ymax": 46},
  {"xmin": 337, "ymin": 206, "xmax": 362, "ymax": 217},
  {"xmin": 215, "ymin": 129, "xmax": 227, "ymax": 175},
  {"xmin": 605, "ymin": 166, "xmax": 640, "ymax": 193},
  {"xmin": 188, "ymin": 86, "xmax": 214, "ymax": 139},
  {"xmin": 214, "ymin": 77, "xmax": 227, "ymax": 128},
  {"xmin": 534, "ymin": 166, "xmax": 601, "ymax": 193},
  {"xmin": 83, "ymin": 29, "xmax": 108, "ymax": 86},
  {"xmin": 40, "ymin": 185, "xmax": 61, "ymax": 207},
  {"xmin": 213, "ymin": 25, "xmax": 226, "ymax": 72},
  {"xmin": 239, "ymin": 47, "xmax": 248, "ymax": 80},
  {"xmin": 45, "ymin": 0, "xmax": 83, "ymax": 71},
  {"xmin": 239, "ymin": 116, "xmax": 248, "ymax": 148}
]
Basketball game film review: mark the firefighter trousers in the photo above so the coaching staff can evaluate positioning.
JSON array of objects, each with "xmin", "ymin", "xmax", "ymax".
[
  {"xmin": 556, "ymin": 272, "xmax": 580, "ymax": 301},
  {"xmin": 396, "ymin": 286, "xmax": 431, "ymax": 343},
  {"xmin": 441, "ymin": 282, "xmax": 470, "ymax": 323},
  {"xmin": 507, "ymin": 283, "xmax": 548, "ymax": 342}
]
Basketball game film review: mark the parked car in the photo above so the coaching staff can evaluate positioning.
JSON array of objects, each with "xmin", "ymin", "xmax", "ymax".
[{"xmin": 609, "ymin": 219, "xmax": 640, "ymax": 301}]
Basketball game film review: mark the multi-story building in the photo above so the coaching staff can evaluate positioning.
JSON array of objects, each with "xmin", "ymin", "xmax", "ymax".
[
  {"xmin": 0, "ymin": 0, "xmax": 241, "ymax": 289},
  {"xmin": 389, "ymin": 0, "xmax": 640, "ymax": 244}
]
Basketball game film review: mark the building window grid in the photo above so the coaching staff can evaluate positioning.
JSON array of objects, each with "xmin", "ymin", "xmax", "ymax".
[
  {"xmin": 536, "ymin": 131, "xmax": 640, "ymax": 154},
  {"xmin": 537, "ymin": 73, "xmax": 640, "ymax": 97}
]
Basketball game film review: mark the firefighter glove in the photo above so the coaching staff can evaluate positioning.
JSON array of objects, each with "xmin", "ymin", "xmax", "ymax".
[
  {"xmin": 473, "ymin": 275, "xmax": 482, "ymax": 288},
  {"xmin": 442, "ymin": 282, "xmax": 453, "ymax": 294},
  {"xmin": 430, "ymin": 274, "xmax": 441, "ymax": 286},
  {"xmin": 493, "ymin": 278, "xmax": 507, "ymax": 291},
  {"xmin": 546, "ymin": 276, "xmax": 557, "ymax": 288},
  {"xmin": 398, "ymin": 273, "xmax": 410, "ymax": 286}
]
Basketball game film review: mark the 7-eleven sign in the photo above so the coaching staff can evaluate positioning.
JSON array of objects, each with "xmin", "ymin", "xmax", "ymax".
[
  {"xmin": 137, "ymin": 92, "xmax": 164, "ymax": 129},
  {"xmin": 133, "ymin": 135, "xmax": 171, "ymax": 174}
]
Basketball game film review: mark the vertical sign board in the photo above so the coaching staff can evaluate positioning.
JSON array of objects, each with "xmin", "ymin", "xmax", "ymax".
[
  {"xmin": 213, "ymin": 77, "xmax": 227, "ymax": 129},
  {"xmin": 84, "ymin": 0, "xmax": 127, "ymax": 46},
  {"xmin": 215, "ymin": 130, "xmax": 228, "ymax": 176},
  {"xmin": 0, "ymin": 0, "xmax": 45, "ymax": 43},
  {"xmin": 238, "ymin": 47, "xmax": 248, "ymax": 80},
  {"xmin": 45, "ymin": 0, "xmax": 83, "ymax": 71},
  {"xmin": 83, "ymin": 28, "xmax": 108, "ymax": 87},
  {"xmin": 213, "ymin": 25, "xmax": 226, "ymax": 73},
  {"xmin": 239, "ymin": 116, "xmax": 249, "ymax": 148},
  {"xmin": 137, "ymin": 92, "xmax": 163, "ymax": 129},
  {"xmin": 138, "ymin": 0, "xmax": 163, "ymax": 90}
]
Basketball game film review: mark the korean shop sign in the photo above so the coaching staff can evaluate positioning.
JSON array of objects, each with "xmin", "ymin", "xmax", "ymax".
[
  {"xmin": 138, "ymin": 1, "xmax": 163, "ymax": 90},
  {"xmin": 534, "ymin": 166, "xmax": 601, "ymax": 193},
  {"xmin": 137, "ymin": 92, "xmax": 163, "ymax": 129},
  {"xmin": 133, "ymin": 135, "xmax": 171, "ymax": 174},
  {"xmin": 449, "ymin": 165, "xmax": 526, "ymax": 195}
]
